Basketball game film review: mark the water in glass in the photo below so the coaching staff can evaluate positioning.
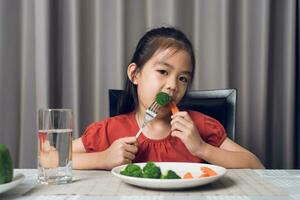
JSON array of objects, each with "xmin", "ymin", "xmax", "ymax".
[{"xmin": 37, "ymin": 109, "xmax": 73, "ymax": 184}]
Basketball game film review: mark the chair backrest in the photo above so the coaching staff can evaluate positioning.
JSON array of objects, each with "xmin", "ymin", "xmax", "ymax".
[{"xmin": 109, "ymin": 89, "xmax": 236, "ymax": 140}]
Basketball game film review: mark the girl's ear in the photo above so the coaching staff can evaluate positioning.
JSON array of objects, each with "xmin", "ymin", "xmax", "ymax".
[{"xmin": 127, "ymin": 63, "xmax": 139, "ymax": 85}]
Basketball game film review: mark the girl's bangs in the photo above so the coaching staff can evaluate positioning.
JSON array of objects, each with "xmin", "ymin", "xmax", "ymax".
[{"xmin": 150, "ymin": 37, "xmax": 188, "ymax": 58}]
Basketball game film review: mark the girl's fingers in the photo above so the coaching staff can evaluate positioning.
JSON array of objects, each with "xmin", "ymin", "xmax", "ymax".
[
  {"xmin": 171, "ymin": 111, "xmax": 192, "ymax": 121},
  {"xmin": 43, "ymin": 140, "xmax": 51, "ymax": 152},
  {"xmin": 124, "ymin": 158, "xmax": 132, "ymax": 164},
  {"xmin": 171, "ymin": 130, "xmax": 184, "ymax": 140},
  {"xmin": 124, "ymin": 151, "xmax": 135, "ymax": 161},
  {"xmin": 133, "ymin": 141, "xmax": 139, "ymax": 146},
  {"xmin": 121, "ymin": 136, "xmax": 138, "ymax": 144},
  {"xmin": 171, "ymin": 115, "xmax": 191, "ymax": 126},
  {"xmin": 171, "ymin": 115, "xmax": 195, "ymax": 131},
  {"xmin": 119, "ymin": 157, "xmax": 132, "ymax": 166},
  {"xmin": 171, "ymin": 120, "xmax": 188, "ymax": 132},
  {"xmin": 123, "ymin": 143, "xmax": 138, "ymax": 154}
]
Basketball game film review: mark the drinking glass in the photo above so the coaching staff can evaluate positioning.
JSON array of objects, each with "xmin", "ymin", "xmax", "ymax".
[{"xmin": 37, "ymin": 109, "xmax": 73, "ymax": 184}]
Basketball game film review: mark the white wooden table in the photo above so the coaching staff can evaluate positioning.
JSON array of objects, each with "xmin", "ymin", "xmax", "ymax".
[{"xmin": 1, "ymin": 169, "xmax": 300, "ymax": 200}]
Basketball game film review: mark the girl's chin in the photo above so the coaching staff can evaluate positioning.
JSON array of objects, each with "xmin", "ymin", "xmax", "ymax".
[{"xmin": 156, "ymin": 108, "xmax": 172, "ymax": 118}]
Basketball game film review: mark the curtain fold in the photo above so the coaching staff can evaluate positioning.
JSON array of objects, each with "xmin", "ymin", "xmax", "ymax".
[
  {"xmin": 60, "ymin": 0, "xmax": 80, "ymax": 138},
  {"xmin": 296, "ymin": 0, "xmax": 300, "ymax": 169},
  {"xmin": 265, "ymin": 0, "xmax": 295, "ymax": 168},
  {"xmin": 0, "ymin": 0, "xmax": 22, "ymax": 167},
  {"xmin": 19, "ymin": 0, "xmax": 36, "ymax": 168},
  {"xmin": 0, "ymin": 0, "xmax": 297, "ymax": 169}
]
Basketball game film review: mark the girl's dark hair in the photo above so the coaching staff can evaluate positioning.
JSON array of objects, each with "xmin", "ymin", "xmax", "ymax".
[{"xmin": 118, "ymin": 27, "xmax": 195, "ymax": 115}]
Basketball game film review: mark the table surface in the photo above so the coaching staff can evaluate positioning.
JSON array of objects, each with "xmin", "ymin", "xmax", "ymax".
[{"xmin": 1, "ymin": 169, "xmax": 300, "ymax": 200}]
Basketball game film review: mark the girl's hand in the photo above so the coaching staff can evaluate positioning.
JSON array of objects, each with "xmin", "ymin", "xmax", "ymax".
[
  {"xmin": 39, "ymin": 140, "xmax": 59, "ymax": 168},
  {"xmin": 103, "ymin": 136, "xmax": 138, "ymax": 170},
  {"xmin": 170, "ymin": 111, "xmax": 206, "ymax": 156}
]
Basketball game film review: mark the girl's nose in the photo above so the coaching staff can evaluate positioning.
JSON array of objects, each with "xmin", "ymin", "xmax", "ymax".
[{"xmin": 166, "ymin": 77, "xmax": 177, "ymax": 93}]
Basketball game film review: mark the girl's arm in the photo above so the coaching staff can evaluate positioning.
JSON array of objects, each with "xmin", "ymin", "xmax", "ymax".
[
  {"xmin": 72, "ymin": 138, "xmax": 86, "ymax": 153},
  {"xmin": 197, "ymin": 138, "xmax": 264, "ymax": 169},
  {"xmin": 72, "ymin": 138, "xmax": 106, "ymax": 169},
  {"xmin": 73, "ymin": 151, "xmax": 110, "ymax": 170},
  {"xmin": 171, "ymin": 111, "xmax": 264, "ymax": 169},
  {"xmin": 72, "ymin": 137, "xmax": 138, "ymax": 170}
]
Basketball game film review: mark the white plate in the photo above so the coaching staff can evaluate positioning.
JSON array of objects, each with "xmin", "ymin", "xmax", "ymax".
[
  {"xmin": 0, "ymin": 173, "xmax": 25, "ymax": 194},
  {"xmin": 111, "ymin": 162, "xmax": 226, "ymax": 189}
]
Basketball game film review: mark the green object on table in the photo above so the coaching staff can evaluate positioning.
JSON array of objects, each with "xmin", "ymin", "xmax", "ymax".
[
  {"xmin": 0, "ymin": 144, "xmax": 13, "ymax": 184},
  {"xmin": 120, "ymin": 162, "xmax": 181, "ymax": 179},
  {"xmin": 155, "ymin": 92, "xmax": 171, "ymax": 106},
  {"xmin": 120, "ymin": 163, "xmax": 143, "ymax": 177},
  {"xmin": 161, "ymin": 170, "xmax": 181, "ymax": 179},
  {"xmin": 143, "ymin": 162, "xmax": 161, "ymax": 178}
]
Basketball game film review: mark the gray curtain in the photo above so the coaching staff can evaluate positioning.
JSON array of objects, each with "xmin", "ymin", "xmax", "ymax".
[
  {"xmin": 296, "ymin": 0, "xmax": 300, "ymax": 169},
  {"xmin": 0, "ymin": 0, "xmax": 296, "ymax": 169}
]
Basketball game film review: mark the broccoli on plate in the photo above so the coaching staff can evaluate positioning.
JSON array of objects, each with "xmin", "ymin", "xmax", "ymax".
[
  {"xmin": 143, "ymin": 162, "xmax": 162, "ymax": 179},
  {"xmin": 119, "ymin": 162, "xmax": 182, "ymax": 180},
  {"xmin": 120, "ymin": 163, "xmax": 143, "ymax": 177},
  {"xmin": 161, "ymin": 170, "xmax": 181, "ymax": 179}
]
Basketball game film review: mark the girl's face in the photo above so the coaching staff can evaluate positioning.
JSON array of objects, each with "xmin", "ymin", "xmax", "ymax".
[{"xmin": 131, "ymin": 48, "xmax": 193, "ymax": 117}]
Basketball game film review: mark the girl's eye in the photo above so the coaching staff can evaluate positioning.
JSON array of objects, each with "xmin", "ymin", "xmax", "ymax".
[
  {"xmin": 157, "ymin": 70, "xmax": 168, "ymax": 75},
  {"xmin": 179, "ymin": 76, "xmax": 189, "ymax": 83}
]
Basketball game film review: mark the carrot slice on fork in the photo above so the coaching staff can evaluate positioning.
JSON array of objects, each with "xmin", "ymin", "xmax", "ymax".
[{"xmin": 169, "ymin": 101, "xmax": 179, "ymax": 114}]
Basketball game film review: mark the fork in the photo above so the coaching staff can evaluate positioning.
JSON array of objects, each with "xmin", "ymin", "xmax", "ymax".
[{"xmin": 135, "ymin": 101, "xmax": 161, "ymax": 138}]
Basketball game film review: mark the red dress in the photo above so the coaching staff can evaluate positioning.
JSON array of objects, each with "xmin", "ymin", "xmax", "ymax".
[{"xmin": 81, "ymin": 111, "xmax": 227, "ymax": 163}]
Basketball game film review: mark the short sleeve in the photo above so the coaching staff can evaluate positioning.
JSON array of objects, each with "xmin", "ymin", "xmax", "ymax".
[
  {"xmin": 189, "ymin": 111, "xmax": 227, "ymax": 147},
  {"xmin": 80, "ymin": 113, "xmax": 138, "ymax": 153},
  {"xmin": 81, "ymin": 120, "xmax": 110, "ymax": 152}
]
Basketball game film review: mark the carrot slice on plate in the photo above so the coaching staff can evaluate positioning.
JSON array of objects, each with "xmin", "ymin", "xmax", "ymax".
[
  {"xmin": 183, "ymin": 172, "xmax": 194, "ymax": 179},
  {"xmin": 200, "ymin": 166, "xmax": 218, "ymax": 177},
  {"xmin": 169, "ymin": 101, "xmax": 179, "ymax": 114},
  {"xmin": 199, "ymin": 173, "xmax": 210, "ymax": 178}
]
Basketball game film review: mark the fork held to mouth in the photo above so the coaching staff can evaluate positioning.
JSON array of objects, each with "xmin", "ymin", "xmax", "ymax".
[
  {"xmin": 135, "ymin": 101, "xmax": 160, "ymax": 138},
  {"xmin": 135, "ymin": 92, "xmax": 171, "ymax": 138}
]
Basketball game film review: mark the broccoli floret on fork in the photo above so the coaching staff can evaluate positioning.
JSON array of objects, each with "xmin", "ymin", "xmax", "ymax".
[{"xmin": 155, "ymin": 92, "xmax": 171, "ymax": 106}]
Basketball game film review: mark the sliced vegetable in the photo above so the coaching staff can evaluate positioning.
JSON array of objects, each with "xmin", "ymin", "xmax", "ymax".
[
  {"xmin": 199, "ymin": 173, "xmax": 210, "ymax": 178},
  {"xmin": 169, "ymin": 101, "xmax": 179, "ymax": 114},
  {"xmin": 119, "ymin": 162, "xmax": 218, "ymax": 180},
  {"xmin": 161, "ymin": 170, "xmax": 181, "ymax": 179},
  {"xmin": 120, "ymin": 163, "xmax": 143, "ymax": 177},
  {"xmin": 200, "ymin": 166, "xmax": 218, "ymax": 177},
  {"xmin": 183, "ymin": 172, "xmax": 194, "ymax": 179},
  {"xmin": 0, "ymin": 144, "xmax": 13, "ymax": 184},
  {"xmin": 143, "ymin": 162, "xmax": 161, "ymax": 178}
]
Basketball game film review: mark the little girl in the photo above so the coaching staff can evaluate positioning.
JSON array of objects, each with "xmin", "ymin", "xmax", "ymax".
[{"xmin": 72, "ymin": 27, "xmax": 264, "ymax": 170}]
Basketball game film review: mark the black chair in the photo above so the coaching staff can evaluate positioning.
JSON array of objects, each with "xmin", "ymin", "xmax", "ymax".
[{"xmin": 109, "ymin": 89, "xmax": 237, "ymax": 140}]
